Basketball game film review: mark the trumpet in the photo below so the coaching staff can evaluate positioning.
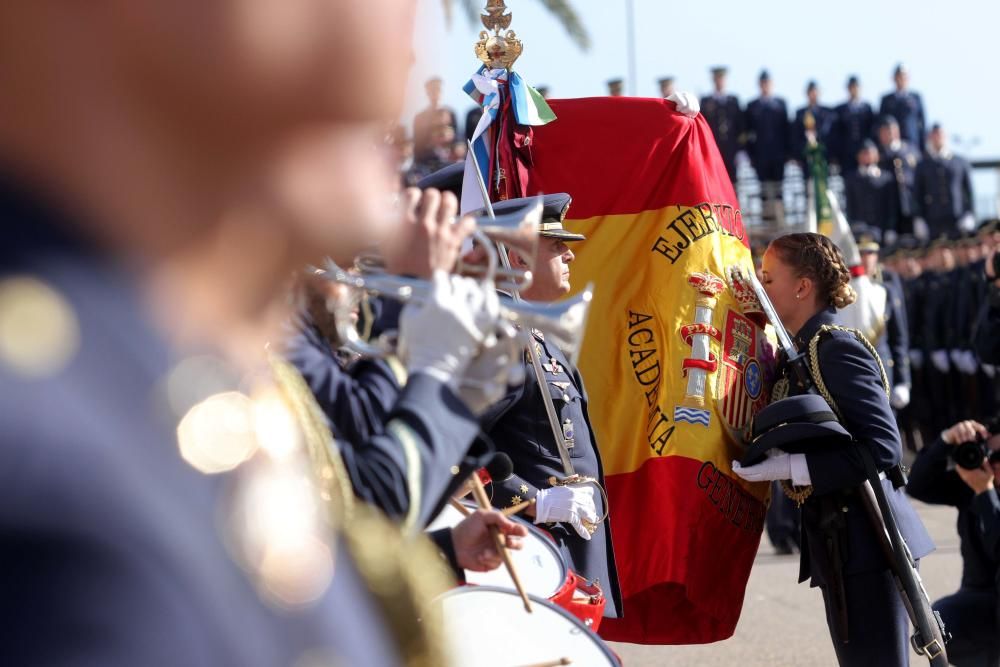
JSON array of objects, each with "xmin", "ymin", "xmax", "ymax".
[
  {"xmin": 356, "ymin": 198, "xmax": 543, "ymax": 293},
  {"xmin": 321, "ymin": 258, "xmax": 593, "ymax": 364}
]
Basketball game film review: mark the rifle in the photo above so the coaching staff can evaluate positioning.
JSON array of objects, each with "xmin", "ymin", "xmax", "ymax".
[{"xmin": 743, "ymin": 269, "xmax": 950, "ymax": 665}]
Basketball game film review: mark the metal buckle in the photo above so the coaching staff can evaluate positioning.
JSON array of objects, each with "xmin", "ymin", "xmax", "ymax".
[{"xmin": 916, "ymin": 638, "xmax": 943, "ymax": 659}]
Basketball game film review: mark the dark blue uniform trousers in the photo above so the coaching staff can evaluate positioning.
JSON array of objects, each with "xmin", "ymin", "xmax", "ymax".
[{"xmin": 821, "ymin": 567, "xmax": 910, "ymax": 666}]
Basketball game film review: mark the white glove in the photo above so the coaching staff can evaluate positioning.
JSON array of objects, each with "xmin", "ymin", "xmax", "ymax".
[
  {"xmin": 398, "ymin": 271, "xmax": 495, "ymax": 386},
  {"xmin": 909, "ymin": 349, "xmax": 924, "ymax": 369},
  {"xmin": 534, "ymin": 485, "xmax": 598, "ymax": 541},
  {"xmin": 731, "ymin": 450, "xmax": 811, "ymax": 485},
  {"xmin": 983, "ymin": 364, "xmax": 997, "ymax": 379},
  {"xmin": 959, "ymin": 350, "xmax": 979, "ymax": 375},
  {"xmin": 456, "ymin": 335, "xmax": 526, "ymax": 414},
  {"xmin": 930, "ymin": 349, "xmax": 950, "ymax": 373},
  {"xmin": 667, "ymin": 91, "xmax": 700, "ymax": 118},
  {"xmin": 890, "ymin": 383, "xmax": 911, "ymax": 409},
  {"xmin": 913, "ymin": 217, "xmax": 929, "ymax": 240},
  {"xmin": 883, "ymin": 229, "xmax": 899, "ymax": 247},
  {"xmin": 949, "ymin": 349, "xmax": 962, "ymax": 367},
  {"xmin": 958, "ymin": 212, "xmax": 976, "ymax": 232}
]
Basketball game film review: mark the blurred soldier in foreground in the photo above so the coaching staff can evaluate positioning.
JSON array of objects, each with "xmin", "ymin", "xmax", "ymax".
[
  {"xmin": 744, "ymin": 69, "xmax": 789, "ymax": 225},
  {"xmin": 914, "ymin": 123, "xmax": 976, "ymax": 240},
  {"xmin": 700, "ymin": 66, "xmax": 744, "ymax": 183},
  {"xmin": 831, "ymin": 75, "xmax": 875, "ymax": 174},
  {"xmin": 879, "ymin": 63, "xmax": 927, "ymax": 154},
  {"xmin": 0, "ymin": 2, "xmax": 509, "ymax": 665}
]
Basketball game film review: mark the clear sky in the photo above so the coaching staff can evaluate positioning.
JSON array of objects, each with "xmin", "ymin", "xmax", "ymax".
[{"xmin": 403, "ymin": 0, "xmax": 1000, "ymax": 161}]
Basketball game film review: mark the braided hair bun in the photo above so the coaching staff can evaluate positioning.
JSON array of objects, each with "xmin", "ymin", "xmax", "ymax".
[{"xmin": 769, "ymin": 233, "xmax": 857, "ymax": 309}]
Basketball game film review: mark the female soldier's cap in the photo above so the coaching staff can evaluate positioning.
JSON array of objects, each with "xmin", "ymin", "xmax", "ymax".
[{"xmin": 741, "ymin": 394, "xmax": 852, "ymax": 466}]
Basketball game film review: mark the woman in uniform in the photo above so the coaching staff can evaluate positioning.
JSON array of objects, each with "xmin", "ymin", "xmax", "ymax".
[{"xmin": 733, "ymin": 232, "xmax": 934, "ymax": 666}]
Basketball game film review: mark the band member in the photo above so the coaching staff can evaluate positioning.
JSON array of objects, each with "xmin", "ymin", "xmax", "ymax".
[
  {"xmin": 477, "ymin": 194, "xmax": 623, "ymax": 618},
  {"xmin": 0, "ymin": 2, "xmax": 510, "ymax": 664},
  {"xmin": 733, "ymin": 233, "xmax": 933, "ymax": 665}
]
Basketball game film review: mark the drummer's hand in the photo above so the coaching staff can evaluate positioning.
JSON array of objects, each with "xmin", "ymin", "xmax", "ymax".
[{"xmin": 451, "ymin": 509, "xmax": 528, "ymax": 572}]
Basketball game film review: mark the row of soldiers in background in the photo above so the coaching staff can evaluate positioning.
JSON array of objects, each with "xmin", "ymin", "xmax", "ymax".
[
  {"xmin": 698, "ymin": 63, "xmax": 926, "ymax": 178},
  {"xmin": 881, "ymin": 220, "xmax": 1000, "ymax": 453}
]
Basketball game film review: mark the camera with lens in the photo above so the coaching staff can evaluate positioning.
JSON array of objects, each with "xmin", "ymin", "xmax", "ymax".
[
  {"xmin": 951, "ymin": 437, "xmax": 991, "ymax": 470},
  {"xmin": 949, "ymin": 417, "xmax": 1000, "ymax": 470}
]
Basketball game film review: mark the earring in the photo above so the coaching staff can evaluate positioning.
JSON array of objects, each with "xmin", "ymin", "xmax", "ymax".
[{"xmin": 795, "ymin": 293, "xmax": 801, "ymax": 299}]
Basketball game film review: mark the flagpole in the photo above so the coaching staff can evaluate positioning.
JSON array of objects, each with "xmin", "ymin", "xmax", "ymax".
[{"xmin": 625, "ymin": 0, "xmax": 638, "ymax": 95}]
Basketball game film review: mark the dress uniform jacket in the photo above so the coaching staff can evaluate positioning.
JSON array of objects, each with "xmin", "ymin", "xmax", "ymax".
[
  {"xmin": 832, "ymin": 100, "xmax": 875, "ymax": 172},
  {"xmin": 783, "ymin": 308, "xmax": 934, "ymax": 664},
  {"xmin": 844, "ymin": 167, "xmax": 900, "ymax": 234},
  {"xmin": 699, "ymin": 93, "xmax": 744, "ymax": 182},
  {"xmin": 790, "ymin": 105, "xmax": 836, "ymax": 164},
  {"xmin": 282, "ymin": 306, "xmax": 491, "ymax": 528},
  {"xmin": 785, "ymin": 308, "xmax": 933, "ymax": 587},
  {"xmin": 744, "ymin": 95, "xmax": 790, "ymax": 182},
  {"xmin": 879, "ymin": 141, "xmax": 921, "ymax": 219},
  {"xmin": 480, "ymin": 331, "xmax": 622, "ymax": 617},
  {"xmin": 915, "ymin": 151, "xmax": 974, "ymax": 239},
  {"xmin": 0, "ymin": 182, "xmax": 440, "ymax": 666},
  {"xmin": 879, "ymin": 90, "xmax": 927, "ymax": 152}
]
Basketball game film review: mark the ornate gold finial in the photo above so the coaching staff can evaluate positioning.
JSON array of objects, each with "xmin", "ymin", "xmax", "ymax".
[{"xmin": 474, "ymin": 0, "xmax": 523, "ymax": 70}]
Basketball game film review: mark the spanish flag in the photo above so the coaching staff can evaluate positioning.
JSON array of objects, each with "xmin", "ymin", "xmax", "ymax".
[{"xmin": 525, "ymin": 97, "xmax": 772, "ymax": 644}]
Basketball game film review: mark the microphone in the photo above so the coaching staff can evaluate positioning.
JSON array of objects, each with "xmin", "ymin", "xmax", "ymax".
[{"xmin": 478, "ymin": 452, "xmax": 514, "ymax": 485}]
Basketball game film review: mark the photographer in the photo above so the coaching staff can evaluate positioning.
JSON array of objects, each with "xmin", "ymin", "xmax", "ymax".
[{"xmin": 907, "ymin": 418, "xmax": 1000, "ymax": 665}]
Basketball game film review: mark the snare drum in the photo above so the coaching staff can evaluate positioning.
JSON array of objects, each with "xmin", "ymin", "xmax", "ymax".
[
  {"xmin": 428, "ymin": 502, "xmax": 568, "ymax": 600},
  {"xmin": 432, "ymin": 586, "xmax": 620, "ymax": 667}
]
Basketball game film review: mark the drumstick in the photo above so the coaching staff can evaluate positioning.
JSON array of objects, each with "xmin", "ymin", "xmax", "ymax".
[
  {"xmin": 468, "ymin": 474, "xmax": 533, "ymax": 613},
  {"xmin": 514, "ymin": 659, "xmax": 571, "ymax": 667},
  {"xmin": 449, "ymin": 498, "xmax": 472, "ymax": 517},
  {"xmin": 502, "ymin": 497, "xmax": 536, "ymax": 517}
]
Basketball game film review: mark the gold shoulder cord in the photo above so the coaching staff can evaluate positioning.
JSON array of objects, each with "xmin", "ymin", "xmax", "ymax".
[
  {"xmin": 782, "ymin": 325, "xmax": 891, "ymax": 506},
  {"xmin": 268, "ymin": 355, "xmax": 452, "ymax": 667}
]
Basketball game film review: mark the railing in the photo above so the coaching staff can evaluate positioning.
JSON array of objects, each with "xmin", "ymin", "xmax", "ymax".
[{"xmin": 736, "ymin": 157, "xmax": 1000, "ymax": 243}]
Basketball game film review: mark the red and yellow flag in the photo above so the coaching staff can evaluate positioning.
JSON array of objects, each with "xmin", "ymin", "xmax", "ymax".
[{"xmin": 525, "ymin": 97, "xmax": 772, "ymax": 644}]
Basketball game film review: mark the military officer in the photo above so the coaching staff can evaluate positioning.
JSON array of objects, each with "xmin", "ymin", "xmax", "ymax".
[
  {"xmin": 877, "ymin": 116, "xmax": 921, "ymax": 237},
  {"xmin": 744, "ymin": 69, "xmax": 790, "ymax": 223},
  {"xmin": 831, "ymin": 75, "xmax": 875, "ymax": 173},
  {"xmin": 700, "ymin": 66, "xmax": 744, "ymax": 183},
  {"xmin": 879, "ymin": 63, "xmax": 927, "ymax": 153},
  {"xmin": 476, "ymin": 193, "xmax": 623, "ymax": 619},
  {"xmin": 790, "ymin": 80, "xmax": 836, "ymax": 167},
  {"xmin": 914, "ymin": 123, "xmax": 975, "ymax": 241},
  {"xmin": 845, "ymin": 140, "xmax": 901, "ymax": 237}
]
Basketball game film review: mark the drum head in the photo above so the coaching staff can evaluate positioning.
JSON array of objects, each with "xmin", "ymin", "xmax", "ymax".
[
  {"xmin": 427, "ymin": 502, "xmax": 568, "ymax": 598},
  {"xmin": 433, "ymin": 587, "xmax": 619, "ymax": 667}
]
